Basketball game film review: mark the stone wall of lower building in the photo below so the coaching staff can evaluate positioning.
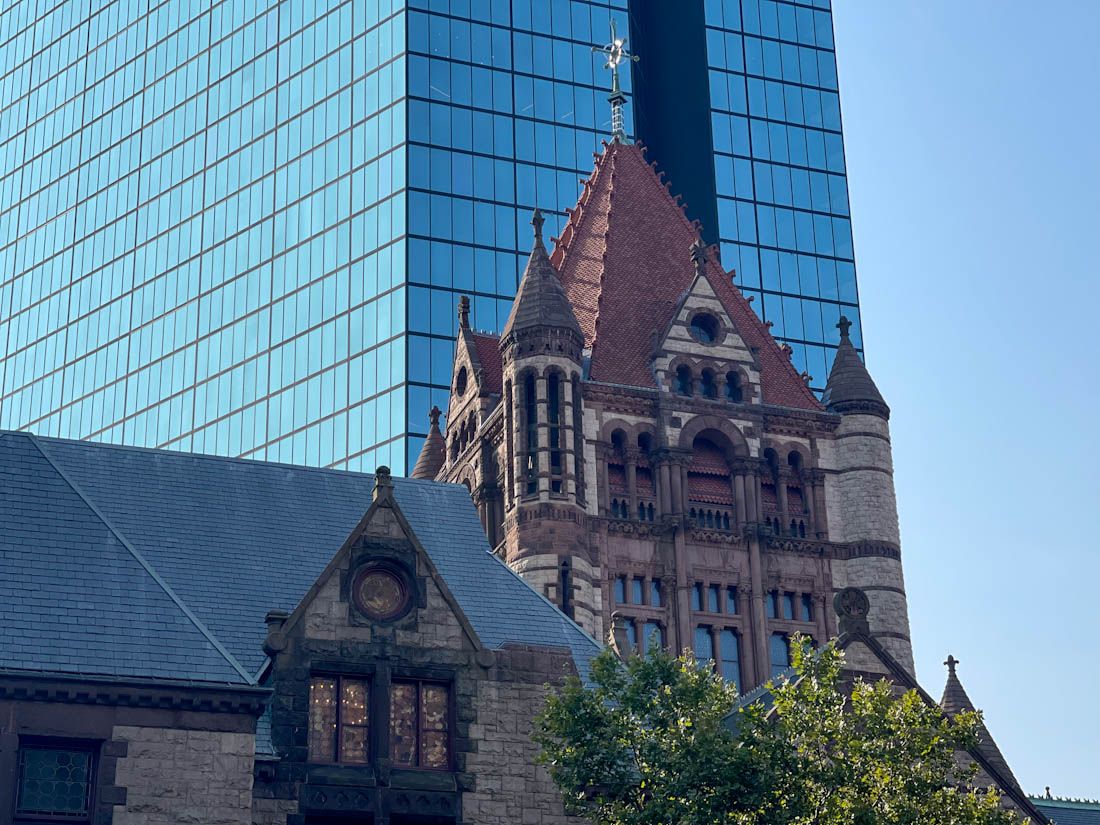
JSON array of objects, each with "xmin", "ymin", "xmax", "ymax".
[
  {"xmin": 461, "ymin": 648, "xmax": 587, "ymax": 825},
  {"xmin": 110, "ymin": 726, "xmax": 255, "ymax": 825}
]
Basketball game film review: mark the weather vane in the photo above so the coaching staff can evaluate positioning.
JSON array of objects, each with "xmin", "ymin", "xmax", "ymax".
[{"xmin": 592, "ymin": 19, "xmax": 639, "ymax": 142}]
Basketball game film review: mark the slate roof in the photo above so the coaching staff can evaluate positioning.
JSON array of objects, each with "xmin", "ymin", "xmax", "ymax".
[
  {"xmin": 821, "ymin": 317, "xmax": 889, "ymax": 418},
  {"xmin": 0, "ymin": 432, "xmax": 601, "ymax": 687},
  {"xmin": 939, "ymin": 660, "xmax": 1024, "ymax": 797},
  {"xmin": 550, "ymin": 141, "xmax": 823, "ymax": 411},
  {"xmin": 1031, "ymin": 797, "xmax": 1100, "ymax": 825},
  {"xmin": 501, "ymin": 211, "xmax": 583, "ymax": 341},
  {"xmin": 410, "ymin": 408, "xmax": 446, "ymax": 480}
]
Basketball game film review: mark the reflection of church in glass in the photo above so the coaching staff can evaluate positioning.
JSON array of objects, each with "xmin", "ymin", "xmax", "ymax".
[{"xmin": 412, "ymin": 133, "xmax": 912, "ymax": 695}]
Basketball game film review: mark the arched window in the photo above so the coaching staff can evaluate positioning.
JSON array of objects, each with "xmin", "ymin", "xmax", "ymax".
[
  {"xmin": 720, "ymin": 629, "xmax": 740, "ymax": 688},
  {"xmin": 455, "ymin": 366, "xmax": 468, "ymax": 395},
  {"xmin": 524, "ymin": 373, "xmax": 537, "ymax": 494},
  {"xmin": 700, "ymin": 369, "xmax": 717, "ymax": 398},
  {"xmin": 770, "ymin": 633, "xmax": 790, "ymax": 679},
  {"xmin": 548, "ymin": 372, "xmax": 562, "ymax": 492},
  {"xmin": 572, "ymin": 376, "xmax": 585, "ymax": 502},
  {"xmin": 725, "ymin": 371, "xmax": 743, "ymax": 402},
  {"xmin": 560, "ymin": 560, "xmax": 573, "ymax": 619},
  {"xmin": 647, "ymin": 503, "xmax": 655, "ymax": 521},
  {"xmin": 675, "ymin": 365, "xmax": 693, "ymax": 396}
]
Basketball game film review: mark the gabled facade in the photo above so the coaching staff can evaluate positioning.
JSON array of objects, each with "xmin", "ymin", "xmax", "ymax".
[
  {"xmin": 0, "ymin": 432, "xmax": 598, "ymax": 825},
  {"xmin": 417, "ymin": 139, "xmax": 913, "ymax": 693}
]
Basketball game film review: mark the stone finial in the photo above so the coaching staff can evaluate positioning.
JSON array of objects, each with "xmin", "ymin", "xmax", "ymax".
[
  {"xmin": 429, "ymin": 405, "xmax": 442, "ymax": 428},
  {"xmin": 263, "ymin": 609, "xmax": 289, "ymax": 656},
  {"xmin": 531, "ymin": 208, "xmax": 546, "ymax": 246},
  {"xmin": 609, "ymin": 611, "xmax": 632, "ymax": 661},
  {"xmin": 373, "ymin": 465, "xmax": 393, "ymax": 501},
  {"xmin": 458, "ymin": 295, "xmax": 471, "ymax": 329},
  {"xmin": 944, "ymin": 654, "xmax": 959, "ymax": 676},
  {"xmin": 833, "ymin": 586, "xmax": 870, "ymax": 635},
  {"xmin": 837, "ymin": 315, "xmax": 853, "ymax": 341},
  {"xmin": 690, "ymin": 237, "xmax": 707, "ymax": 278}
]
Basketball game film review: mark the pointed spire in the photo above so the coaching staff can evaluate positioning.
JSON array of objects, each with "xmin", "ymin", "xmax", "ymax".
[
  {"xmin": 940, "ymin": 656, "xmax": 1023, "ymax": 794},
  {"xmin": 500, "ymin": 209, "xmax": 583, "ymax": 342},
  {"xmin": 410, "ymin": 407, "xmax": 446, "ymax": 480},
  {"xmin": 822, "ymin": 316, "xmax": 890, "ymax": 419}
]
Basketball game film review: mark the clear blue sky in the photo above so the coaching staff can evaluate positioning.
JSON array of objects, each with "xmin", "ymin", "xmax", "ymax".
[{"xmin": 832, "ymin": 0, "xmax": 1100, "ymax": 799}]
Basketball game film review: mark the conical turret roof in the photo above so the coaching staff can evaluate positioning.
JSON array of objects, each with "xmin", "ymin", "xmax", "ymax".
[
  {"xmin": 410, "ymin": 406, "xmax": 446, "ymax": 480},
  {"xmin": 939, "ymin": 655, "xmax": 1023, "ymax": 795},
  {"xmin": 501, "ymin": 209, "xmax": 583, "ymax": 341},
  {"xmin": 822, "ymin": 316, "xmax": 889, "ymax": 419}
]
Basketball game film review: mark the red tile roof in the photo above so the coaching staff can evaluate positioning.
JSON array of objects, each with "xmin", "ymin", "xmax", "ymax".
[
  {"xmin": 551, "ymin": 142, "xmax": 823, "ymax": 412},
  {"xmin": 470, "ymin": 332, "xmax": 502, "ymax": 395}
]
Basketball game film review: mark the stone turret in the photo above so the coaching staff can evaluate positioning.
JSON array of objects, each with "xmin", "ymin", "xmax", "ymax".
[
  {"xmin": 498, "ymin": 210, "xmax": 598, "ymax": 636},
  {"xmin": 410, "ymin": 407, "xmax": 446, "ymax": 480},
  {"xmin": 822, "ymin": 317, "xmax": 914, "ymax": 674}
]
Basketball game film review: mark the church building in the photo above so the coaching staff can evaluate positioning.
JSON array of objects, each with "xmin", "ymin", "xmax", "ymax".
[
  {"xmin": 414, "ymin": 136, "xmax": 912, "ymax": 694},
  {"xmin": 0, "ymin": 137, "xmax": 1049, "ymax": 825}
]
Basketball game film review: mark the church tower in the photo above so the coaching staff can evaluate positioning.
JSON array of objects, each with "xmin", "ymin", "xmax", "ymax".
[
  {"xmin": 821, "ymin": 317, "xmax": 914, "ymax": 673},
  {"xmin": 415, "ymin": 139, "xmax": 914, "ymax": 689}
]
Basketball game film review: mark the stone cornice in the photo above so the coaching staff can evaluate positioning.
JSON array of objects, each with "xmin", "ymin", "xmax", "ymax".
[{"xmin": 0, "ymin": 670, "xmax": 272, "ymax": 715}]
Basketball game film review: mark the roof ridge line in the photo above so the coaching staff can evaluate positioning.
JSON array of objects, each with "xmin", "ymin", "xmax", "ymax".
[
  {"xmin": 26, "ymin": 432, "xmax": 256, "ymax": 685},
  {"xmin": 588, "ymin": 146, "xmax": 619, "ymax": 348},
  {"xmin": 551, "ymin": 152, "xmax": 607, "ymax": 269}
]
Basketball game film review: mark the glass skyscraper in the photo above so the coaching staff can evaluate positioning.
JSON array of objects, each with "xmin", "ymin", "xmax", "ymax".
[{"xmin": 0, "ymin": 0, "xmax": 859, "ymax": 475}]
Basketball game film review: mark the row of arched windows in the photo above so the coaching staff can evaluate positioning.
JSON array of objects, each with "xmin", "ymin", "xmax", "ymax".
[
  {"xmin": 763, "ymin": 516, "xmax": 807, "ymax": 537},
  {"xmin": 675, "ymin": 366, "xmax": 743, "ymax": 402},
  {"xmin": 690, "ymin": 507, "xmax": 732, "ymax": 530}
]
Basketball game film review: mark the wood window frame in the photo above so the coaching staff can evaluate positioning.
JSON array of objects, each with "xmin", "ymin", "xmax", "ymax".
[
  {"xmin": 389, "ymin": 678, "xmax": 454, "ymax": 772},
  {"xmin": 308, "ymin": 674, "xmax": 371, "ymax": 765}
]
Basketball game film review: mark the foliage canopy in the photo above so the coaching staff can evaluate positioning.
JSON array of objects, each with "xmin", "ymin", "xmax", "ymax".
[{"xmin": 534, "ymin": 639, "xmax": 1026, "ymax": 825}]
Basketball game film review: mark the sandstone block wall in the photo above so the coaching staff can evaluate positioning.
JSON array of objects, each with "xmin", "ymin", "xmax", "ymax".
[
  {"xmin": 461, "ymin": 672, "xmax": 586, "ymax": 825},
  {"xmin": 111, "ymin": 726, "xmax": 255, "ymax": 825}
]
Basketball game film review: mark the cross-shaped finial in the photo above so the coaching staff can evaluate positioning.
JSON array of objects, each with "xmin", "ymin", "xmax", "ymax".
[
  {"xmin": 837, "ymin": 315, "xmax": 852, "ymax": 341},
  {"xmin": 531, "ymin": 208, "xmax": 545, "ymax": 245},
  {"xmin": 428, "ymin": 405, "xmax": 442, "ymax": 429},
  {"xmin": 944, "ymin": 654, "xmax": 959, "ymax": 676},
  {"xmin": 592, "ymin": 19, "xmax": 639, "ymax": 140}
]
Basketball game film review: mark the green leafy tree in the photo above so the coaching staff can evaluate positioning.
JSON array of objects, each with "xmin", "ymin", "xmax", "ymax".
[{"xmin": 534, "ymin": 639, "xmax": 1025, "ymax": 825}]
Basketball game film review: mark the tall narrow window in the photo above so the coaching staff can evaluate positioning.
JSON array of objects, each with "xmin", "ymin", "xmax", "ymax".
[
  {"xmin": 524, "ymin": 373, "xmax": 537, "ymax": 494},
  {"xmin": 726, "ymin": 587, "xmax": 738, "ymax": 614},
  {"xmin": 548, "ymin": 372, "xmax": 562, "ymax": 492},
  {"xmin": 708, "ymin": 584, "xmax": 720, "ymax": 612},
  {"xmin": 391, "ymin": 681, "xmax": 450, "ymax": 770},
  {"xmin": 643, "ymin": 621, "xmax": 665, "ymax": 653},
  {"xmin": 632, "ymin": 578, "xmax": 644, "ymax": 605},
  {"xmin": 766, "ymin": 591, "xmax": 778, "ymax": 618},
  {"xmin": 701, "ymin": 369, "xmax": 717, "ymax": 398},
  {"xmin": 770, "ymin": 634, "xmax": 790, "ymax": 679},
  {"xmin": 309, "ymin": 676, "xmax": 369, "ymax": 763},
  {"xmin": 16, "ymin": 743, "xmax": 95, "ymax": 821},
  {"xmin": 720, "ymin": 629, "xmax": 740, "ymax": 688},
  {"xmin": 801, "ymin": 594, "xmax": 814, "ymax": 622},
  {"xmin": 650, "ymin": 580, "xmax": 662, "ymax": 607},
  {"xmin": 694, "ymin": 626, "xmax": 714, "ymax": 669},
  {"xmin": 676, "ymin": 365, "xmax": 693, "ymax": 396},
  {"xmin": 560, "ymin": 561, "xmax": 573, "ymax": 619},
  {"xmin": 625, "ymin": 619, "xmax": 637, "ymax": 651},
  {"xmin": 692, "ymin": 583, "xmax": 704, "ymax": 611},
  {"xmin": 782, "ymin": 592, "xmax": 795, "ymax": 620},
  {"xmin": 572, "ymin": 376, "xmax": 585, "ymax": 501},
  {"xmin": 725, "ymin": 371, "xmax": 743, "ymax": 402},
  {"xmin": 614, "ymin": 576, "xmax": 626, "ymax": 603}
]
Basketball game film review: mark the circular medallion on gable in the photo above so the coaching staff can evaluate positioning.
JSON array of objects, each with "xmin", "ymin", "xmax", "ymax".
[{"xmin": 352, "ymin": 566, "xmax": 409, "ymax": 620}]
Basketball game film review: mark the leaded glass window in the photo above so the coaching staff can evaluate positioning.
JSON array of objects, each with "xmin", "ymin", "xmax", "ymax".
[
  {"xmin": 16, "ymin": 744, "xmax": 94, "ymax": 820},
  {"xmin": 309, "ymin": 676, "xmax": 369, "ymax": 763},
  {"xmin": 391, "ymin": 681, "xmax": 450, "ymax": 770},
  {"xmin": 720, "ymin": 629, "xmax": 740, "ymax": 689},
  {"xmin": 770, "ymin": 633, "xmax": 790, "ymax": 679},
  {"xmin": 694, "ymin": 626, "xmax": 714, "ymax": 669}
]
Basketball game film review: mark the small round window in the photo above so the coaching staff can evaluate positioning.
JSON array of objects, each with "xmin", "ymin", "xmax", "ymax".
[
  {"xmin": 689, "ymin": 314, "xmax": 720, "ymax": 344},
  {"xmin": 352, "ymin": 567, "xmax": 409, "ymax": 620}
]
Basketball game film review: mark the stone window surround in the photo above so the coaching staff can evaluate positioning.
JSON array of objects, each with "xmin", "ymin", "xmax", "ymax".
[
  {"xmin": 13, "ymin": 735, "xmax": 99, "ymax": 823},
  {"xmin": 663, "ymin": 356, "xmax": 753, "ymax": 404}
]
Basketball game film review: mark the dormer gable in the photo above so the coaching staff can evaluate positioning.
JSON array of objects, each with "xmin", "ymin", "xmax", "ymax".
[{"xmin": 652, "ymin": 242, "xmax": 762, "ymax": 404}]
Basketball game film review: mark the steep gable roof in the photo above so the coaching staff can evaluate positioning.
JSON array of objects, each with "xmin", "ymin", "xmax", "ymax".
[
  {"xmin": 0, "ymin": 432, "xmax": 601, "ymax": 685},
  {"xmin": 551, "ymin": 141, "xmax": 822, "ymax": 411},
  {"xmin": 471, "ymin": 332, "xmax": 502, "ymax": 395}
]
